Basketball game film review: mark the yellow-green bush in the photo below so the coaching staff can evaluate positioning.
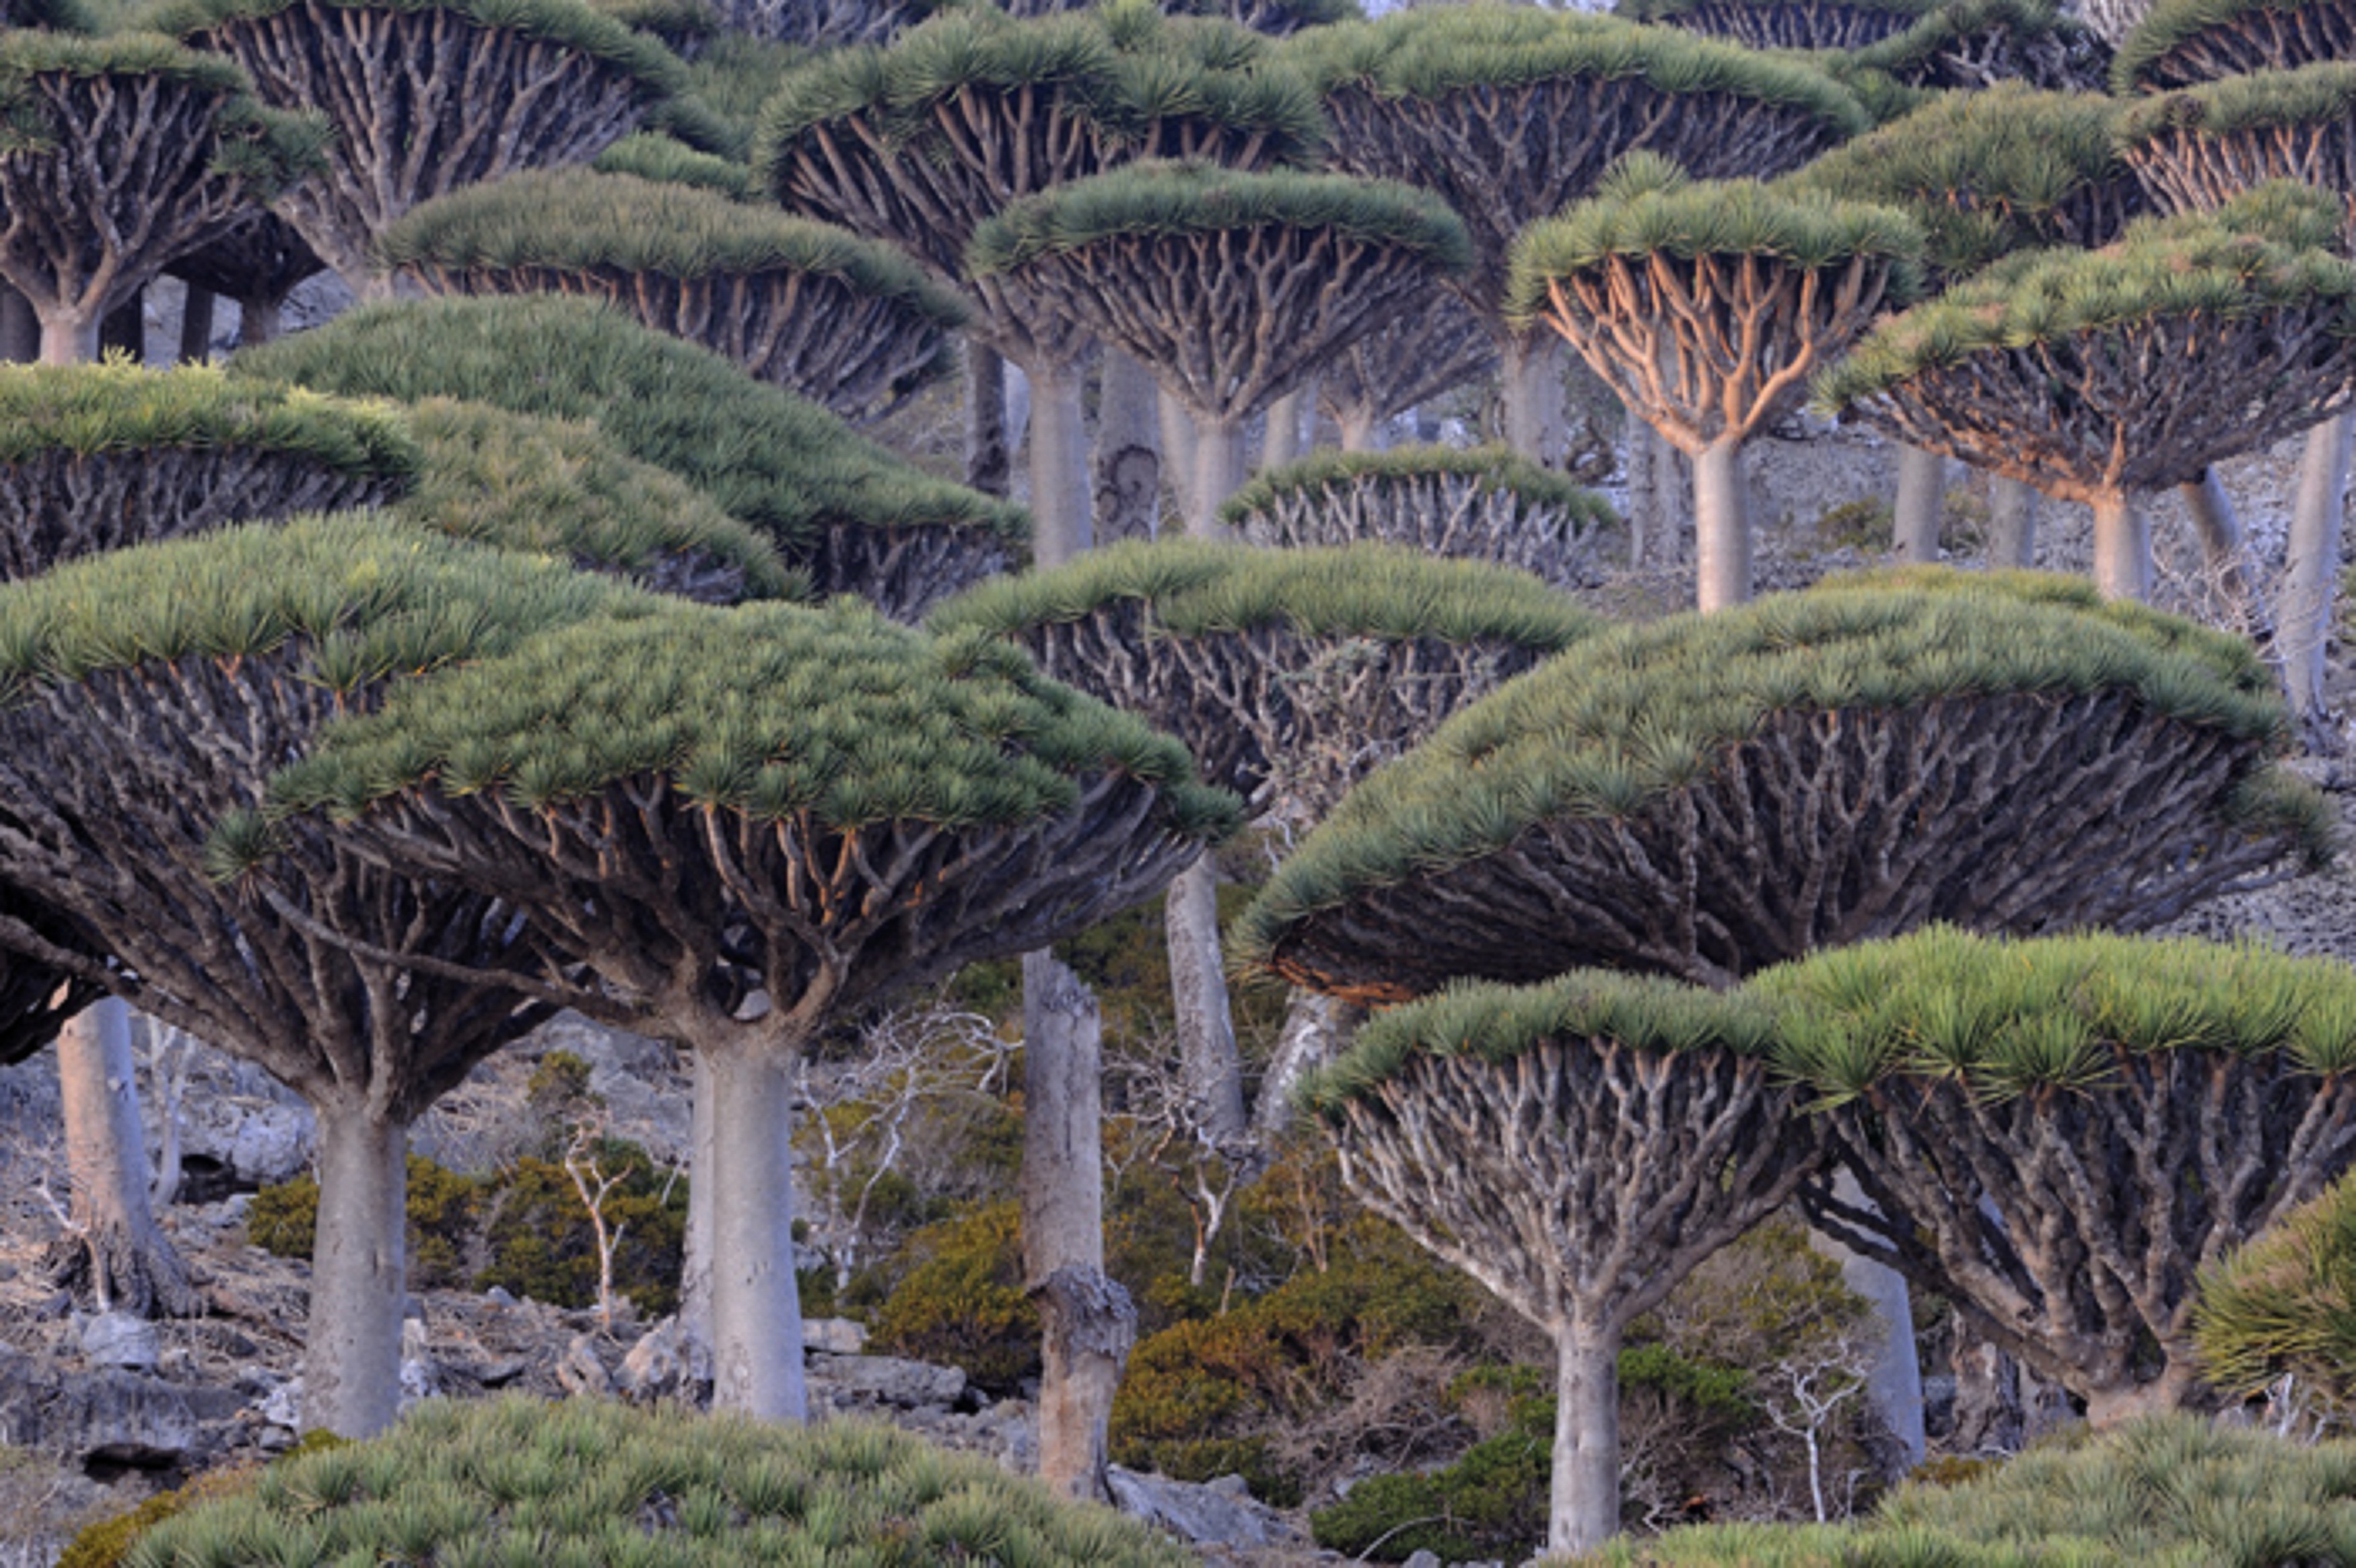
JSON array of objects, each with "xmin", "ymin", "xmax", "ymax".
[
  {"xmin": 477, "ymin": 1134, "xmax": 689, "ymax": 1318},
  {"xmin": 246, "ymin": 1155, "xmax": 483, "ymax": 1289},
  {"xmin": 60, "ymin": 1435, "xmax": 342, "ymax": 1568},
  {"xmin": 864, "ymin": 1201, "xmax": 1039, "ymax": 1394}
]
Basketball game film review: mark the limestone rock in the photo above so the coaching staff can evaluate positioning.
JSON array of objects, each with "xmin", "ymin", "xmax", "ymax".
[
  {"xmin": 1104, "ymin": 1464, "xmax": 1301, "ymax": 1550},
  {"xmin": 557, "ymin": 1333, "xmax": 613, "ymax": 1398},
  {"xmin": 802, "ymin": 1316, "xmax": 868, "ymax": 1355},
  {"xmin": 80, "ymin": 1310, "xmax": 160, "ymax": 1371},
  {"xmin": 808, "ymin": 1353, "xmax": 965, "ymax": 1411},
  {"xmin": 619, "ymin": 1317, "xmax": 709, "ymax": 1404},
  {"xmin": 0, "ymin": 1346, "xmax": 202, "ymax": 1468}
]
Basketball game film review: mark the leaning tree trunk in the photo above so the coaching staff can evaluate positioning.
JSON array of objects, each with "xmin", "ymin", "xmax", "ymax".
[
  {"xmin": 1021, "ymin": 952, "xmax": 1135, "ymax": 1502},
  {"xmin": 1693, "ymin": 437, "xmax": 1753, "ymax": 612},
  {"xmin": 705, "ymin": 1043, "xmax": 807, "ymax": 1423},
  {"xmin": 2178, "ymin": 467, "xmax": 2253, "ymax": 607},
  {"xmin": 1029, "ymin": 357, "xmax": 1093, "ymax": 567},
  {"xmin": 304, "ymin": 1092, "xmax": 408, "ymax": 1437},
  {"xmin": 1550, "ymin": 1320, "xmax": 1623, "ymax": 1557},
  {"xmin": 966, "ymin": 341, "xmax": 1012, "ymax": 499},
  {"xmin": 50, "ymin": 998, "xmax": 201, "ymax": 1320},
  {"xmin": 1189, "ymin": 416, "xmax": 1247, "ymax": 542},
  {"xmin": 1893, "ymin": 446, "xmax": 1943, "ymax": 563},
  {"xmin": 2281, "ymin": 413, "xmax": 2351, "ymax": 726},
  {"xmin": 1987, "ymin": 476, "xmax": 2039, "ymax": 568},
  {"xmin": 1093, "ymin": 351, "xmax": 1162, "ymax": 544},
  {"xmin": 1502, "ymin": 332, "xmax": 1565, "ymax": 467},
  {"xmin": 2092, "ymin": 491, "xmax": 2153, "ymax": 603},
  {"xmin": 1166, "ymin": 860, "xmax": 1247, "ymax": 1172}
]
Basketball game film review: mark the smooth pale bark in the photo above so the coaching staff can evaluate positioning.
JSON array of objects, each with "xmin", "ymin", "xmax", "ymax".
[
  {"xmin": 1550, "ymin": 1322, "xmax": 1624, "ymax": 1557},
  {"xmin": 1029, "ymin": 359, "xmax": 1093, "ymax": 569},
  {"xmin": 1093, "ymin": 351, "xmax": 1161, "ymax": 545},
  {"xmin": 1189, "ymin": 417, "xmax": 1247, "ymax": 542},
  {"xmin": 1502, "ymin": 334, "xmax": 1566, "ymax": 467},
  {"xmin": 1251, "ymin": 993, "xmax": 1360, "ymax": 1145},
  {"xmin": 1892, "ymin": 446, "xmax": 1943, "ymax": 563},
  {"xmin": 303, "ymin": 1096, "xmax": 407, "ymax": 1437},
  {"xmin": 1021, "ymin": 952, "xmax": 1133, "ymax": 1503},
  {"xmin": 0, "ymin": 287, "xmax": 36, "ymax": 361},
  {"xmin": 965, "ymin": 341, "xmax": 1012, "ymax": 499},
  {"xmin": 2091, "ymin": 493, "xmax": 2152, "ymax": 602},
  {"xmin": 37, "ymin": 312, "xmax": 97, "ymax": 365},
  {"xmin": 178, "ymin": 286, "xmax": 216, "ymax": 364},
  {"xmin": 234, "ymin": 294, "xmax": 283, "ymax": 350},
  {"xmin": 1987, "ymin": 476, "xmax": 2039, "ymax": 569},
  {"xmin": 2179, "ymin": 468, "xmax": 2253, "ymax": 604},
  {"xmin": 1159, "ymin": 386, "xmax": 1198, "ymax": 527},
  {"xmin": 1165, "ymin": 859, "xmax": 1246, "ymax": 1152},
  {"xmin": 706, "ymin": 1045, "xmax": 807, "ymax": 1422},
  {"xmin": 1808, "ymin": 1171, "xmax": 1926, "ymax": 1470},
  {"xmin": 1693, "ymin": 439, "xmax": 1753, "ymax": 612},
  {"xmin": 679, "ymin": 1048, "xmax": 717, "ymax": 1370},
  {"xmin": 1261, "ymin": 380, "xmax": 1315, "ymax": 472},
  {"xmin": 1336, "ymin": 405, "xmax": 1385, "ymax": 454},
  {"xmin": 2281, "ymin": 413, "xmax": 2351, "ymax": 723},
  {"xmin": 53, "ymin": 998, "xmax": 199, "ymax": 1319}
]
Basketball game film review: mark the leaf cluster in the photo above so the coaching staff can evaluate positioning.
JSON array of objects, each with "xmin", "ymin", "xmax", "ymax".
[
  {"xmin": 929, "ymin": 538, "xmax": 1601, "ymax": 651},
  {"xmin": 1504, "ymin": 173, "xmax": 1925, "ymax": 324},
  {"xmin": 4, "ymin": 0, "xmax": 101, "ymax": 34},
  {"xmin": 378, "ymin": 169, "xmax": 967, "ymax": 329},
  {"xmin": 396, "ymin": 398, "xmax": 801, "ymax": 601},
  {"xmin": 668, "ymin": 32, "xmax": 808, "ymax": 158},
  {"xmin": 1218, "ymin": 442, "xmax": 1617, "ymax": 532},
  {"xmin": 268, "ymin": 594, "xmax": 1242, "ymax": 834},
  {"xmin": 0, "ymin": 511, "xmax": 645, "ymax": 707},
  {"xmin": 1280, "ymin": 5, "xmax": 1867, "ymax": 139},
  {"xmin": 2194, "ymin": 1168, "xmax": 2356, "ymax": 1409},
  {"xmin": 2113, "ymin": 0, "xmax": 2306, "ymax": 93},
  {"xmin": 0, "ymin": 28, "xmax": 244, "ymax": 92},
  {"xmin": 591, "ymin": 131, "xmax": 759, "ymax": 200},
  {"xmin": 755, "ymin": 3, "xmax": 1323, "ymax": 181},
  {"xmin": 1237, "ymin": 570, "xmax": 2293, "ymax": 970},
  {"xmin": 1817, "ymin": 185, "xmax": 2356, "ymax": 411},
  {"xmin": 0, "ymin": 359, "xmax": 416, "ymax": 475},
  {"xmin": 234, "ymin": 295, "xmax": 1028, "ymax": 554},
  {"xmin": 966, "ymin": 158, "xmax": 1469, "ymax": 275},
  {"xmin": 124, "ymin": 1396, "xmax": 1196, "ymax": 1568},
  {"xmin": 1844, "ymin": 0, "xmax": 2089, "ymax": 79},
  {"xmin": 2116, "ymin": 57, "xmax": 2356, "ymax": 145}
]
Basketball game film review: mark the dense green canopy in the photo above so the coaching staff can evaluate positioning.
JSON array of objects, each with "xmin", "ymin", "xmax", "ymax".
[
  {"xmin": 2114, "ymin": 0, "xmax": 2356, "ymax": 92},
  {"xmin": 1508, "ymin": 168, "xmax": 1923, "ymax": 285},
  {"xmin": 2116, "ymin": 61, "xmax": 2356, "ymax": 222},
  {"xmin": 1238, "ymin": 571, "xmax": 2322, "ymax": 995},
  {"xmin": 1840, "ymin": 0, "xmax": 2105, "ymax": 90},
  {"xmin": 590, "ymin": 130, "xmax": 758, "ymax": 199},
  {"xmin": 1616, "ymin": 0, "xmax": 1937, "ymax": 51},
  {"xmin": 236, "ymin": 296, "xmax": 1025, "ymax": 618},
  {"xmin": 2194, "ymin": 1166, "xmax": 2356, "ymax": 1410},
  {"xmin": 155, "ymin": 0, "xmax": 687, "ymax": 94}
]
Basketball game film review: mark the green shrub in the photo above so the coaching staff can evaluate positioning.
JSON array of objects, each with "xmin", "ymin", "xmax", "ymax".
[
  {"xmin": 2194, "ymin": 1166, "xmax": 2356, "ymax": 1415},
  {"xmin": 245, "ymin": 1155, "xmax": 483, "ymax": 1291},
  {"xmin": 477, "ymin": 1135, "xmax": 689, "ymax": 1318},
  {"xmin": 59, "ymin": 1435, "xmax": 343, "ymax": 1568},
  {"xmin": 864, "ymin": 1201, "xmax": 1039, "ymax": 1394}
]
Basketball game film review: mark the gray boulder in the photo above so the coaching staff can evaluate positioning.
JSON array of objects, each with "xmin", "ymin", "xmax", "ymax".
[
  {"xmin": 0, "ymin": 1346, "xmax": 203, "ymax": 1468},
  {"xmin": 1104, "ymin": 1465, "xmax": 1302, "ymax": 1550},
  {"xmin": 808, "ymin": 1353, "xmax": 965, "ymax": 1411}
]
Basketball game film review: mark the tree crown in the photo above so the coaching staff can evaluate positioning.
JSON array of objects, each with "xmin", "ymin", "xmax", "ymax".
[
  {"xmin": 928, "ymin": 537, "xmax": 1602, "ymax": 649},
  {"xmin": 591, "ymin": 131, "xmax": 759, "ymax": 200},
  {"xmin": 964, "ymin": 158, "xmax": 1469, "ymax": 275},
  {"xmin": 2115, "ymin": 57, "xmax": 2356, "ymax": 142},
  {"xmin": 264, "ymin": 594, "xmax": 1242, "ymax": 836},
  {"xmin": 1763, "ymin": 925, "xmax": 2356, "ymax": 1100},
  {"xmin": 2112, "ymin": 0, "xmax": 2303, "ymax": 92},
  {"xmin": 0, "ymin": 358, "xmax": 415, "ymax": 474},
  {"xmin": 1616, "ymin": 0, "xmax": 1940, "ymax": 22},
  {"xmin": 1504, "ymin": 166, "xmax": 1925, "ymax": 324},
  {"xmin": 1281, "ymin": 4, "xmax": 1867, "ymax": 139},
  {"xmin": 1235, "ymin": 570, "xmax": 2312, "ymax": 972},
  {"xmin": 1217, "ymin": 443, "xmax": 1617, "ymax": 533},
  {"xmin": 1841, "ymin": 0, "xmax": 2093, "ymax": 80},
  {"xmin": 1816, "ymin": 185, "xmax": 2356, "ymax": 412},
  {"xmin": 378, "ymin": 168, "xmax": 969, "ymax": 330},
  {"xmin": 234, "ymin": 295, "xmax": 1028, "ymax": 557},
  {"xmin": 2193, "ymin": 1166, "xmax": 2356, "ymax": 1404}
]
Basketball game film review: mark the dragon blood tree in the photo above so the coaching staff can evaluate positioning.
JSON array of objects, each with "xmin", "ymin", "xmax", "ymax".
[
  {"xmin": 967, "ymin": 162, "xmax": 1471, "ymax": 538},
  {"xmin": 163, "ymin": 0, "xmax": 685, "ymax": 297},
  {"xmin": 994, "ymin": 0, "xmax": 1360, "ymax": 32},
  {"xmin": 1316, "ymin": 295, "xmax": 1496, "ymax": 453},
  {"xmin": 1304, "ymin": 973, "xmax": 1815, "ymax": 1554},
  {"xmin": 1616, "ymin": 0, "xmax": 1941, "ymax": 52},
  {"xmin": 1282, "ymin": 5, "xmax": 1866, "ymax": 464},
  {"xmin": 0, "ymin": 516, "xmax": 650, "ymax": 1433},
  {"xmin": 0, "ymin": 359, "xmax": 416, "ymax": 578},
  {"xmin": 1769, "ymin": 926, "xmax": 2356, "ymax": 1424},
  {"xmin": 2115, "ymin": 0, "xmax": 2356, "ymax": 92},
  {"xmin": 1820, "ymin": 188, "xmax": 2356, "ymax": 602},
  {"xmin": 1237, "ymin": 569, "xmax": 2327, "ymax": 1000},
  {"xmin": 757, "ymin": 2, "xmax": 1323, "ymax": 564},
  {"xmin": 1834, "ymin": 0, "xmax": 2111, "ymax": 91},
  {"xmin": 1507, "ymin": 162, "xmax": 1922, "ymax": 610},
  {"xmin": 379, "ymin": 169, "xmax": 966, "ymax": 425},
  {"xmin": 254, "ymin": 596, "xmax": 1240, "ymax": 1425},
  {"xmin": 164, "ymin": 207, "xmax": 324, "ymax": 350},
  {"xmin": 1219, "ymin": 445, "xmax": 1618, "ymax": 591},
  {"xmin": 238, "ymin": 294, "xmax": 1025, "ymax": 620},
  {"xmin": 0, "ymin": 32, "xmax": 320, "ymax": 365}
]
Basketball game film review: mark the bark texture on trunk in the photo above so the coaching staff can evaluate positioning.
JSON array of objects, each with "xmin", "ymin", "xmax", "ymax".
[
  {"xmin": 1502, "ymin": 334, "xmax": 1565, "ymax": 467},
  {"xmin": 302, "ymin": 1096, "xmax": 407, "ymax": 1437},
  {"xmin": 1020, "ymin": 952, "xmax": 1134, "ymax": 1503},
  {"xmin": 679, "ymin": 1047, "xmax": 717, "ymax": 1374},
  {"xmin": 2282, "ymin": 413, "xmax": 2351, "ymax": 723},
  {"xmin": 1549, "ymin": 1324, "xmax": 1623, "ymax": 1557},
  {"xmin": 1159, "ymin": 386, "xmax": 1198, "ymax": 526},
  {"xmin": 2179, "ymin": 467, "xmax": 2252, "ymax": 605},
  {"xmin": 1693, "ymin": 439, "xmax": 1752, "ymax": 612},
  {"xmin": 234, "ymin": 293, "xmax": 283, "ymax": 349},
  {"xmin": 965, "ymin": 341, "xmax": 1011, "ymax": 499},
  {"xmin": 706, "ymin": 1044, "xmax": 807, "ymax": 1423},
  {"xmin": 1029, "ymin": 359, "xmax": 1093, "ymax": 569},
  {"xmin": 1987, "ymin": 476, "xmax": 2039, "ymax": 568},
  {"xmin": 51, "ymin": 999, "xmax": 201, "ymax": 1320},
  {"xmin": 1261, "ymin": 380, "xmax": 1314, "ymax": 472},
  {"xmin": 1093, "ymin": 351, "xmax": 1161, "ymax": 544},
  {"xmin": 38, "ymin": 311, "xmax": 96, "ymax": 365},
  {"xmin": 1893, "ymin": 446, "xmax": 1943, "ymax": 563},
  {"xmin": 2091, "ymin": 492, "xmax": 2151, "ymax": 602},
  {"xmin": 1808, "ymin": 1170, "xmax": 1925, "ymax": 1470},
  {"xmin": 1165, "ymin": 858, "xmax": 1247, "ymax": 1151},
  {"xmin": 1251, "ymin": 992, "xmax": 1360, "ymax": 1145},
  {"xmin": 1189, "ymin": 417, "xmax": 1247, "ymax": 542},
  {"xmin": 1336, "ymin": 405, "xmax": 1383, "ymax": 454}
]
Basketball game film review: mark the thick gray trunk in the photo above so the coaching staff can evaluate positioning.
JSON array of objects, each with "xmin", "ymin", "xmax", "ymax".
[
  {"xmin": 1029, "ymin": 359, "xmax": 1093, "ymax": 569},
  {"xmin": 1250, "ymin": 992, "xmax": 1360, "ymax": 1145},
  {"xmin": 1261, "ymin": 380, "xmax": 1315, "ymax": 472},
  {"xmin": 965, "ymin": 341, "xmax": 1012, "ymax": 499},
  {"xmin": 178, "ymin": 286, "xmax": 217, "ymax": 365},
  {"xmin": 234, "ymin": 294, "xmax": 283, "ymax": 350},
  {"xmin": 1159, "ymin": 386, "xmax": 1198, "ymax": 528},
  {"xmin": 1093, "ymin": 351, "xmax": 1162, "ymax": 544},
  {"xmin": 707, "ymin": 1045, "xmax": 807, "ymax": 1422},
  {"xmin": 302, "ymin": 1096, "xmax": 407, "ymax": 1437},
  {"xmin": 1986, "ymin": 476, "xmax": 2039, "ymax": 569},
  {"xmin": 51, "ymin": 999, "xmax": 199, "ymax": 1320},
  {"xmin": 2282, "ymin": 413, "xmax": 2351, "ymax": 722},
  {"xmin": 1693, "ymin": 439, "xmax": 1753, "ymax": 612},
  {"xmin": 1336, "ymin": 404, "xmax": 1384, "ymax": 454},
  {"xmin": 2091, "ymin": 492, "xmax": 2151, "ymax": 602},
  {"xmin": 1893, "ymin": 446, "xmax": 1943, "ymax": 563},
  {"xmin": 1501, "ymin": 334, "xmax": 1565, "ymax": 466},
  {"xmin": 2179, "ymin": 468, "xmax": 2254, "ymax": 604},
  {"xmin": 1165, "ymin": 859, "xmax": 1246, "ymax": 1151},
  {"xmin": 1021, "ymin": 952, "xmax": 1134, "ymax": 1502},
  {"xmin": 1, "ymin": 287, "xmax": 39, "ymax": 361},
  {"xmin": 1807, "ymin": 1172, "xmax": 1925, "ymax": 1470},
  {"xmin": 1548, "ymin": 1321, "xmax": 1623, "ymax": 1557},
  {"xmin": 38, "ymin": 312, "xmax": 98, "ymax": 366},
  {"xmin": 680, "ymin": 1047, "xmax": 716, "ymax": 1369},
  {"xmin": 1188, "ymin": 417, "xmax": 1247, "ymax": 541}
]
